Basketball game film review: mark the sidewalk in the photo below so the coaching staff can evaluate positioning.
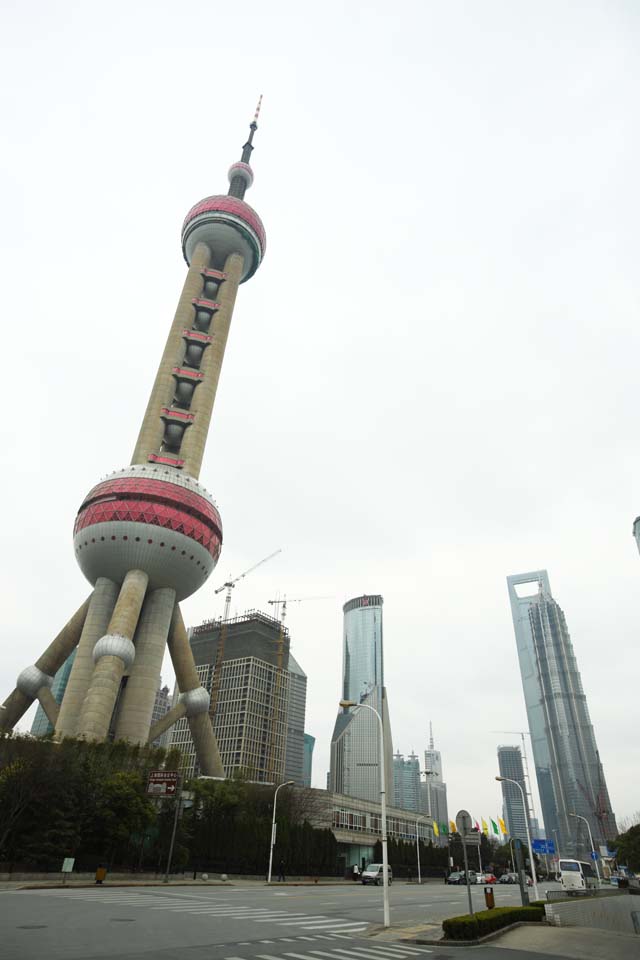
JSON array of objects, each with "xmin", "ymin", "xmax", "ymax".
[
  {"xmin": 0, "ymin": 877, "xmax": 353, "ymax": 891},
  {"xmin": 492, "ymin": 924, "xmax": 640, "ymax": 958}
]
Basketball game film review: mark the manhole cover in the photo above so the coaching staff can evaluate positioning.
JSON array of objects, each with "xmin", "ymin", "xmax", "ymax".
[{"xmin": 18, "ymin": 925, "xmax": 48, "ymax": 930}]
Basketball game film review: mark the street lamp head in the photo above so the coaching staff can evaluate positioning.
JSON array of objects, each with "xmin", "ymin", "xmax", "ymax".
[
  {"xmin": 495, "ymin": 776, "xmax": 505, "ymax": 782},
  {"xmin": 285, "ymin": 780, "xmax": 294, "ymax": 786},
  {"xmin": 339, "ymin": 699, "xmax": 357, "ymax": 708},
  {"xmin": 569, "ymin": 812, "xmax": 577, "ymax": 818}
]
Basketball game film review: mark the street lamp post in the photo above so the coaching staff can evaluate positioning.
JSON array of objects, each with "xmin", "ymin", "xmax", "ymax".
[
  {"xmin": 415, "ymin": 820, "xmax": 422, "ymax": 885},
  {"xmin": 496, "ymin": 776, "xmax": 539, "ymax": 901},
  {"xmin": 340, "ymin": 699, "xmax": 390, "ymax": 928},
  {"xmin": 569, "ymin": 812, "xmax": 601, "ymax": 885},
  {"xmin": 267, "ymin": 780, "xmax": 294, "ymax": 884}
]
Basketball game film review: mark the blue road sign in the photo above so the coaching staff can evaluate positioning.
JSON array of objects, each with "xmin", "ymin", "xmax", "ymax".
[
  {"xmin": 591, "ymin": 850, "xmax": 599, "ymax": 860},
  {"xmin": 532, "ymin": 838, "xmax": 555, "ymax": 855}
]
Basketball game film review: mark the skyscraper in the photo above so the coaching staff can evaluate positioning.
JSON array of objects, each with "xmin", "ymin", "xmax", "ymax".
[
  {"xmin": 507, "ymin": 570, "xmax": 617, "ymax": 858},
  {"xmin": 393, "ymin": 751, "xmax": 421, "ymax": 811},
  {"xmin": 421, "ymin": 724, "xmax": 448, "ymax": 841},
  {"xmin": 285, "ymin": 653, "xmax": 307, "ymax": 785},
  {"xmin": 1, "ymin": 104, "xmax": 267, "ymax": 775},
  {"xmin": 30, "ymin": 651, "xmax": 77, "ymax": 738},
  {"xmin": 497, "ymin": 745, "xmax": 531, "ymax": 844},
  {"xmin": 169, "ymin": 610, "xmax": 299, "ymax": 782},
  {"xmin": 303, "ymin": 733, "xmax": 315, "ymax": 788},
  {"xmin": 329, "ymin": 595, "xmax": 393, "ymax": 803}
]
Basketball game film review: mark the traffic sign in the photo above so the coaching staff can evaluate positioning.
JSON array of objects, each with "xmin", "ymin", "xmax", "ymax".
[
  {"xmin": 147, "ymin": 770, "xmax": 179, "ymax": 796},
  {"xmin": 532, "ymin": 838, "xmax": 555, "ymax": 855},
  {"xmin": 456, "ymin": 809, "xmax": 473, "ymax": 835},
  {"xmin": 590, "ymin": 850, "xmax": 599, "ymax": 860}
]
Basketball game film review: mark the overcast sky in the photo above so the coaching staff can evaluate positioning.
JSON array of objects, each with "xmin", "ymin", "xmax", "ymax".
[{"xmin": 1, "ymin": 1, "xmax": 639, "ymax": 829}]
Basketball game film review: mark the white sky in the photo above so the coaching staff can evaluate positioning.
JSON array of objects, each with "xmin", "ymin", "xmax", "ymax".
[{"xmin": 1, "ymin": 1, "xmax": 639, "ymax": 829}]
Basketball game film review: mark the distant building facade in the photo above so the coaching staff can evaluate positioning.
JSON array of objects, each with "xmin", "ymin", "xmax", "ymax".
[
  {"xmin": 285, "ymin": 654, "xmax": 307, "ymax": 785},
  {"xmin": 31, "ymin": 650, "xmax": 77, "ymax": 737},
  {"xmin": 303, "ymin": 733, "xmax": 315, "ymax": 787},
  {"xmin": 393, "ymin": 751, "xmax": 421, "ymax": 811},
  {"xmin": 170, "ymin": 611, "xmax": 302, "ymax": 782},
  {"xmin": 507, "ymin": 571, "xmax": 617, "ymax": 858},
  {"xmin": 497, "ymin": 745, "xmax": 531, "ymax": 844},
  {"xmin": 420, "ymin": 724, "xmax": 448, "ymax": 843},
  {"xmin": 150, "ymin": 683, "xmax": 172, "ymax": 748},
  {"xmin": 329, "ymin": 595, "xmax": 393, "ymax": 804}
]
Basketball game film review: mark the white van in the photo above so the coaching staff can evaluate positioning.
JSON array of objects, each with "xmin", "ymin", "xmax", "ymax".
[
  {"xmin": 361, "ymin": 863, "xmax": 393, "ymax": 885},
  {"xmin": 558, "ymin": 859, "xmax": 598, "ymax": 893}
]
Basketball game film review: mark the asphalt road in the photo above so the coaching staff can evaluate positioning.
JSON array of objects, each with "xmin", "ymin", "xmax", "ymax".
[{"xmin": 0, "ymin": 881, "xmax": 567, "ymax": 960}]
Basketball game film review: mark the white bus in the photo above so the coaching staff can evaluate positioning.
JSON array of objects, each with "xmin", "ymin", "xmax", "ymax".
[{"xmin": 558, "ymin": 858, "xmax": 598, "ymax": 892}]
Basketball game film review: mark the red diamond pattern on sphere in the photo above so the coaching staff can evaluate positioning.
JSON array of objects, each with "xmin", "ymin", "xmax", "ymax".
[{"xmin": 74, "ymin": 477, "xmax": 222, "ymax": 560}]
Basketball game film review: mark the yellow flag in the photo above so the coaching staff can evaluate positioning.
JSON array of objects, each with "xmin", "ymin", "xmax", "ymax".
[
  {"xmin": 432, "ymin": 820, "xmax": 439, "ymax": 837},
  {"xmin": 449, "ymin": 819, "xmax": 457, "ymax": 834},
  {"xmin": 481, "ymin": 817, "xmax": 489, "ymax": 836},
  {"xmin": 498, "ymin": 817, "xmax": 507, "ymax": 835}
]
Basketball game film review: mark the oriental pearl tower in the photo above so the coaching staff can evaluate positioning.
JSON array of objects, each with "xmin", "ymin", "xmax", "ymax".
[{"xmin": 0, "ymin": 101, "xmax": 267, "ymax": 774}]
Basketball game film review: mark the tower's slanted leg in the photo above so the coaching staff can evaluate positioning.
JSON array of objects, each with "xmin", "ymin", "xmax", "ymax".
[
  {"xmin": 55, "ymin": 577, "xmax": 119, "ymax": 739},
  {"xmin": 167, "ymin": 605, "xmax": 224, "ymax": 777},
  {"xmin": 1, "ymin": 598, "xmax": 90, "ymax": 732},
  {"xmin": 148, "ymin": 700, "xmax": 186, "ymax": 744},
  {"xmin": 114, "ymin": 587, "xmax": 176, "ymax": 744},
  {"xmin": 76, "ymin": 569, "xmax": 148, "ymax": 742}
]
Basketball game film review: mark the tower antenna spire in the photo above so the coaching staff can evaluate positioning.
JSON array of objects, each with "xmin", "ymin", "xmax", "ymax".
[
  {"xmin": 228, "ymin": 95, "xmax": 263, "ymax": 200},
  {"xmin": 429, "ymin": 721, "xmax": 434, "ymax": 750}
]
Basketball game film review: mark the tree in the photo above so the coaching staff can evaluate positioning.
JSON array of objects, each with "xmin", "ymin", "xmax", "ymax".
[{"xmin": 615, "ymin": 824, "xmax": 640, "ymax": 871}]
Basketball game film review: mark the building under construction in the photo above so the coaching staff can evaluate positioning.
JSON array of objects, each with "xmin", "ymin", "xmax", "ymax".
[{"xmin": 170, "ymin": 610, "xmax": 306, "ymax": 783}]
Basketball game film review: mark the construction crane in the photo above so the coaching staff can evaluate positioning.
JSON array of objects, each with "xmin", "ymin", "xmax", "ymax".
[
  {"xmin": 208, "ymin": 548, "xmax": 282, "ymax": 732},
  {"xmin": 265, "ymin": 594, "xmax": 332, "ymax": 781},
  {"xmin": 215, "ymin": 548, "xmax": 282, "ymax": 620}
]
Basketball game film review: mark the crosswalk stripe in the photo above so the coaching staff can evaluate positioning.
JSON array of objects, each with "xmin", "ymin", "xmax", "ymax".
[
  {"xmin": 349, "ymin": 948, "xmax": 424, "ymax": 957},
  {"xmin": 276, "ymin": 920, "xmax": 331, "ymax": 926},
  {"xmin": 348, "ymin": 949, "xmax": 432, "ymax": 958},
  {"xmin": 256, "ymin": 955, "xmax": 284, "ymax": 960},
  {"xmin": 376, "ymin": 948, "xmax": 433, "ymax": 956},
  {"xmin": 341, "ymin": 948, "xmax": 425, "ymax": 959},
  {"xmin": 302, "ymin": 924, "xmax": 367, "ymax": 931},
  {"xmin": 283, "ymin": 953, "xmax": 322, "ymax": 960}
]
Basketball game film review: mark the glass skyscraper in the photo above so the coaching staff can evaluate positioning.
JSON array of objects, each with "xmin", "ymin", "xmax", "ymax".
[
  {"xmin": 497, "ymin": 745, "xmax": 531, "ymax": 844},
  {"xmin": 330, "ymin": 595, "xmax": 393, "ymax": 803},
  {"xmin": 507, "ymin": 570, "xmax": 617, "ymax": 858}
]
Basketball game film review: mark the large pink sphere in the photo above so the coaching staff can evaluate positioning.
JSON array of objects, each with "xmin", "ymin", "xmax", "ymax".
[
  {"xmin": 73, "ymin": 466, "xmax": 222, "ymax": 601},
  {"xmin": 181, "ymin": 195, "xmax": 266, "ymax": 281}
]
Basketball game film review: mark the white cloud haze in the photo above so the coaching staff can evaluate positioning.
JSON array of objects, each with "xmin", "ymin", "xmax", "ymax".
[{"xmin": 1, "ymin": 0, "xmax": 638, "ymax": 827}]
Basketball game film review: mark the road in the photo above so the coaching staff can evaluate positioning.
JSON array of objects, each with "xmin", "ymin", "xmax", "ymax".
[{"xmin": 0, "ymin": 880, "xmax": 567, "ymax": 960}]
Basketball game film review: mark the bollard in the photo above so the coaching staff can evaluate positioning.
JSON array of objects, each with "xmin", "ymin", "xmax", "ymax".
[
  {"xmin": 95, "ymin": 865, "xmax": 107, "ymax": 885},
  {"xmin": 484, "ymin": 886, "xmax": 495, "ymax": 910}
]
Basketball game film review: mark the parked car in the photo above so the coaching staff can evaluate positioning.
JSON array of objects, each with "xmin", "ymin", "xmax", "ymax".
[
  {"xmin": 483, "ymin": 873, "xmax": 497, "ymax": 884},
  {"xmin": 447, "ymin": 871, "xmax": 464, "ymax": 884},
  {"xmin": 499, "ymin": 872, "xmax": 518, "ymax": 884},
  {"xmin": 361, "ymin": 863, "xmax": 392, "ymax": 886}
]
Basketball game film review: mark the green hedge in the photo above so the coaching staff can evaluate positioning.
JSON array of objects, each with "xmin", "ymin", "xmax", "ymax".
[{"xmin": 442, "ymin": 905, "xmax": 545, "ymax": 941}]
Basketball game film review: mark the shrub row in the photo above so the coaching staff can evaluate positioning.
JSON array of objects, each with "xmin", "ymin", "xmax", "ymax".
[{"xmin": 442, "ymin": 904, "xmax": 545, "ymax": 941}]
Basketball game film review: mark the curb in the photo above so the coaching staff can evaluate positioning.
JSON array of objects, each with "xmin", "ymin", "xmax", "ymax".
[{"xmin": 406, "ymin": 920, "xmax": 547, "ymax": 947}]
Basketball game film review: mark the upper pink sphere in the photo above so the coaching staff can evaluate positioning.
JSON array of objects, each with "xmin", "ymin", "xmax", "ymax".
[{"xmin": 181, "ymin": 195, "xmax": 266, "ymax": 281}]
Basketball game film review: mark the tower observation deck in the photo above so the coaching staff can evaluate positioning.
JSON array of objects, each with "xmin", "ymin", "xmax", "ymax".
[{"xmin": 1, "ymin": 102, "xmax": 267, "ymax": 773}]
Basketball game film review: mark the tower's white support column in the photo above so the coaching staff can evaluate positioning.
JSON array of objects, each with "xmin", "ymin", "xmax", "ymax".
[
  {"xmin": 113, "ymin": 587, "xmax": 176, "ymax": 744},
  {"xmin": 55, "ymin": 577, "xmax": 119, "ymax": 739},
  {"xmin": 167, "ymin": 605, "xmax": 224, "ymax": 777},
  {"xmin": 77, "ymin": 569, "xmax": 148, "ymax": 741},
  {"xmin": 0, "ymin": 598, "xmax": 91, "ymax": 731}
]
